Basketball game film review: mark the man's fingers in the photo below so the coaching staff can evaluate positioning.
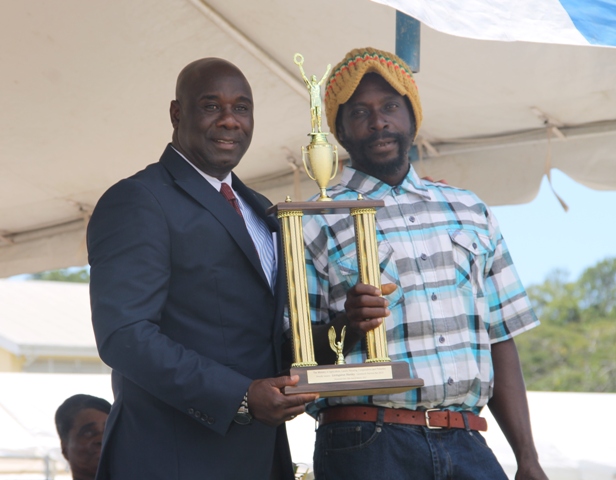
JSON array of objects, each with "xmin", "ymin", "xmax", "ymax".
[
  {"xmin": 381, "ymin": 283, "xmax": 397, "ymax": 295},
  {"xmin": 357, "ymin": 317, "xmax": 383, "ymax": 332},
  {"xmin": 286, "ymin": 392, "xmax": 319, "ymax": 406},
  {"xmin": 267, "ymin": 375, "xmax": 300, "ymax": 389},
  {"xmin": 348, "ymin": 283, "xmax": 397, "ymax": 305},
  {"xmin": 349, "ymin": 283, "xmax": 381, "ymax": 297},
  {"xmin": 278, "ymin": 378, "xmax": 319, "ymax": 405},
  {"xmin": 346, "ymin": 293, "xmax": 389, "ymax": 310},
  {"xmin": 348, "ymin": 304, "xmax": 389, "ymax": 322},
  {"xmin": 248, "ymin": 377, "xmax": 318, "ymax": 427},
  {"xmin": 264, "ymin": 376, "xmax": 318, "ymax": 403}
]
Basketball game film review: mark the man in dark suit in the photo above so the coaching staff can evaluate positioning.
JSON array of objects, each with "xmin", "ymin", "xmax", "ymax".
[{"xmin": 87, "ymin": 57, "xmax": 317, "ymax": 480}]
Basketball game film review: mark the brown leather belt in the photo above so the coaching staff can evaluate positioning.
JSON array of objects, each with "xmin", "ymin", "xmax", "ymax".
[{"xmin": 317, "ymin": 405, "xmax": 487, "ymax": 432}]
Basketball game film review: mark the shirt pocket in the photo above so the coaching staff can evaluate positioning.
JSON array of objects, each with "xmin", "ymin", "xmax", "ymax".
[
  {"xmin": 448, "ymin": 229, "xmax": 490, "ymax": 296},
  {"xmin": 336, "ymin": 241, "xmax": 404, "ymax": 307}
]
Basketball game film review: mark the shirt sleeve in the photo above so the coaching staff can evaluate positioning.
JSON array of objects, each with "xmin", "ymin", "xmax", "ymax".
[{"xmin": 483, "ymin": 206, "xmax": 540, "ymax": 343}]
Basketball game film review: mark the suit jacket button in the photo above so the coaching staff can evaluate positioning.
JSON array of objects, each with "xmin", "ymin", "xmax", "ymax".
[
  {"xmin": 195, "ymin": 411, "xmax": 201, "ymax": 418},
  {"xmin": 188, "ymin": 408, "xmax": 194, "ymax": 415},
  {"xmin": 207, "ymin": 417, "xmax": 215, "ymax": 424}
]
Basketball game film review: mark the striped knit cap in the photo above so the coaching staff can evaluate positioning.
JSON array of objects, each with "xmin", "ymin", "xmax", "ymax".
[{"xmin": 324, "ymin": 47, "xmax": 422, "ymax": 142}]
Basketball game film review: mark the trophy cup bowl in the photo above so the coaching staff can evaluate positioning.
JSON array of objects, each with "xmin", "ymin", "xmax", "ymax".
[{"xmin": 302, "ymin": 133, "xmax": 338, "ymax": 202}]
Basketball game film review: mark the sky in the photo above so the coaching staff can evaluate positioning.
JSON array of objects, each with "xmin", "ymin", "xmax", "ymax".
[{"xmin": 490, "ymin": 169, "xmax": 616, "ymax": 287}]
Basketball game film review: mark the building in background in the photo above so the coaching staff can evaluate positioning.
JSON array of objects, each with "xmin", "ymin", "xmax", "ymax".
[{"xmin": 0, "ymin": 280, "xmax": 108, "ymax": 374}]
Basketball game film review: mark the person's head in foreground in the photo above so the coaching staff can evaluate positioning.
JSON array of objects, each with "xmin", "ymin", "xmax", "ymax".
[{"xmin": 55, "ymin": 394, "xmax": 111, "ymax": 480}]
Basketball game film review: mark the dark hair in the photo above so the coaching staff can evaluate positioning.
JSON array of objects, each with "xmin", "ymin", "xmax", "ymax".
[{"xmin": 55, "ymin": 394, "xmax": 112, "ymax": 442}]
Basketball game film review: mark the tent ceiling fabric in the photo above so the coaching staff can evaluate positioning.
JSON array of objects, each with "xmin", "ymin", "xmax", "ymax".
[{"xmin": 2, "ymin": 0, "xmax": 616, "ymax": 277}]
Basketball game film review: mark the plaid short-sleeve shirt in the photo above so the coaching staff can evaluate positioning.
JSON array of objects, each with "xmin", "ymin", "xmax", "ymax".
[{"xmin": 301, "ymin": 165, "xmax": 539, "ymax": 414}]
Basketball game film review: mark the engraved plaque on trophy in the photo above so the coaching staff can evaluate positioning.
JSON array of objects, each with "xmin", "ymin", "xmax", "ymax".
[{"xmin": 268, "ymin": 54, "xmax": 423, "ymax": 397}]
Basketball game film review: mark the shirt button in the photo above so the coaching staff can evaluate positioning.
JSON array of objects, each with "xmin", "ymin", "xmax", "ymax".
[
  {"xmin": 472, "ymin": 242, "xmax": 477, "ymax": 249},
  {"xmin": 431, "ymin": 293, "xmax": 437, "ymax": 301},
  {"xmin": 409, "ymin": 216, "xmax": 416, "ymax": 223},
  {"xmin": 439, "ymin": 335, "xmax": 445, "ymax": 344},
  {"xmin": 447, "ymin": 377, "xmax": 454, "ymax": 385},
  {"xmin": 420, "ymin": 253, "xmax": 427, "ymax": 261},
  {"xmin": 394, "ymin": 187, "xmax": 401, "ymax": 194}
]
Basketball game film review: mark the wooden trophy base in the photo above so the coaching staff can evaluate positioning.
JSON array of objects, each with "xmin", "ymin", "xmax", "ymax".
[{"xmin": 283, "ymin": 362, "xmax": 423, "ymax": 397}]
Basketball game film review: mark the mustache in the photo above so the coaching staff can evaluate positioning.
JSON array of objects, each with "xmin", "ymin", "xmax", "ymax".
[{"xmin": 361, "ymin": 131, "xmax": 403, "ymax": 147}]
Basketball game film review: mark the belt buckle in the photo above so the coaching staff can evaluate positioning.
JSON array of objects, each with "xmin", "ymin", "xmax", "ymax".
[{"xmin": 424, "ymin": 409, "xmax": 442, "ymax": 429}]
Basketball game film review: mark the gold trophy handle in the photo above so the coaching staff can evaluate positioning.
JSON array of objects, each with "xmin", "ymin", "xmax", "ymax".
[
  {"xmin": 330, "ymin": 145, "xmax": 339, "ymax": 181},
  {"xmin": 294, "ymin": 53, "xmax": 304, "ymax": 66},
  {"xmin": 301, "ymin": 145, "xmax": 317, "ymax": 181}
]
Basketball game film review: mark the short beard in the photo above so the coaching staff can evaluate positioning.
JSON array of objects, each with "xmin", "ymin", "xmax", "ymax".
[{"xmin": 346, "ymin": 130, "xmax": 412, "ymax": 181}]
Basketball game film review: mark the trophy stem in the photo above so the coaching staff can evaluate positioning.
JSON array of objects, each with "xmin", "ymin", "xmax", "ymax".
[
  {"xmin": 351, "ymin": 207, "xmax": 391, "ymax": 363},
  {"xmin": 278, "ymin": 209, "xmax": 318, "ymax": 367},
  {"xmin": 317, "ymin": 188, "xmax": 332, "ymax": 202}
]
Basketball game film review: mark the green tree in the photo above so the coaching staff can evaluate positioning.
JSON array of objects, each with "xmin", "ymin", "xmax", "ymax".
[
  {"xmin": 525, "ymin": 269, "xmax": 581, "ymax": 324},
  {"xmin": 578, "ymin": 257, "xmax": 616, "ymax": 314},
  {"xmin": 29, "ymin": 267, "xmax": 90, "ymax": 283},
  {"xmin": 516, "ymin": 257, "xmax": 616, "ymax": 392}
]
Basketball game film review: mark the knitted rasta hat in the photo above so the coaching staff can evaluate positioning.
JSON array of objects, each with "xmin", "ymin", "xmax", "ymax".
[{"xmin": 324, "ymin": 47, "xmax": 422, "ymax": 142}]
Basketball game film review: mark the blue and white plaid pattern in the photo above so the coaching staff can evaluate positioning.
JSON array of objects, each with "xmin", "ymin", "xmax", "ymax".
[{"xmin": 301, "ymin": 166, "xmax": 539, "ymax": 414}]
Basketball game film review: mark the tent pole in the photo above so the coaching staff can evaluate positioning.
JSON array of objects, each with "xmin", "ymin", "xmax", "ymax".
[{"xmin": 396, "ymin": 11, "xmax": 421, "ymax": 73}]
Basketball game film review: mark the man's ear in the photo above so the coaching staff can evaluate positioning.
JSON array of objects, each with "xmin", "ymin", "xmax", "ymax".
[
  {"xmin": 60, "ymin": 440, "xmax": 68, "ymax": 461},
  {"xmin": 336, "ymin": 123, "xmax": 347, "ymax": 150},
  {"xmin": 169, "ymin": 100, "xmax": 180, "ymax": 129}
]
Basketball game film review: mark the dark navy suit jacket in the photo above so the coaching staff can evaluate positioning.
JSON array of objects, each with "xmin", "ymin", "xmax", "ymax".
[{"xmin": 87, "ymin": 145, "xmax": 293, "ymax": 479}]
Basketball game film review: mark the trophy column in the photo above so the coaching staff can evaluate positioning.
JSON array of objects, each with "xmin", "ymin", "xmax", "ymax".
[
  {"xmin": 278, "ymin": 206, "xmax": 317, "ymax": 367},
  {"xmin": 351, "ymin": 202, "xmax": 390, "ymax": 363}
]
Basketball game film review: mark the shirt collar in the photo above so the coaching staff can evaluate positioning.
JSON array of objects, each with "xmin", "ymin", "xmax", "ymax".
[
  {"xmin": 171, "ymin": 145, "xmax": 233, "ymax": 191},
  {"xmin": 339, "ymin": 164, "xmax": 431, "ymax": 200}
]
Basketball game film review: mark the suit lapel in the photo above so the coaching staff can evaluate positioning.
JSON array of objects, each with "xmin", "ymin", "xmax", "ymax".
[{"xmin": 159, "ymin": 145, "xmax": 268, "ymax": 286}]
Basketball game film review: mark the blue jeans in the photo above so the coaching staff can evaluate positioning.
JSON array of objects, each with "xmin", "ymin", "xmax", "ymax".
[{"xmin": 313, "ymin": 409, "xmax": 508, "ymax": 480}]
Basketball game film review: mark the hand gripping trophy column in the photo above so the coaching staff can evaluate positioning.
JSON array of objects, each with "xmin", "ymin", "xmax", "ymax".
[{"xmin": 269, "ymin": 54, "xmax": 423, "ymax": 397}]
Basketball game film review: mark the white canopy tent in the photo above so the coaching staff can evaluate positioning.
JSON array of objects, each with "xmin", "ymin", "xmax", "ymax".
[{"xmin": 2, "ymin": 0, "xmax": 616, "ymax": 278}]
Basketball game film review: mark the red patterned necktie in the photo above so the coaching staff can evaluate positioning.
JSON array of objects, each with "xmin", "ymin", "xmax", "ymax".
[
  {"xmin": 220, "ymin": 183, "xmax": 243, "ymax": 217},
  {"xmin": 219, "ymin": 182, "xmax": 276, "ymax": 287}
]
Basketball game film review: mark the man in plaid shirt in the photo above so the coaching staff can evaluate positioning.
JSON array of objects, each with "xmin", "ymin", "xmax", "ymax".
[{"xmin": 302, "ymin": 47, "xmax": 548, "ymax": 480}]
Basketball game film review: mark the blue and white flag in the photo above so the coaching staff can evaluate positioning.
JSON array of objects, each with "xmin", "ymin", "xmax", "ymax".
[{"xmin": 374, "ymin": 0, "xmax": 616, "ymax": 47}]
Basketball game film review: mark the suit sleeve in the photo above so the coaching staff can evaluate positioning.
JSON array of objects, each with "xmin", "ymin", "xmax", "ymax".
[{"xmin": 87, "ymin": 179, "xmax": 250, "ymax": 436}]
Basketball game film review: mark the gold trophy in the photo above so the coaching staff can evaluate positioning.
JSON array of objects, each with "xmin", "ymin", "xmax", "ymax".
[{"xmin": 268, "ymin": 54, "xmax": 423, "ymax": 397}]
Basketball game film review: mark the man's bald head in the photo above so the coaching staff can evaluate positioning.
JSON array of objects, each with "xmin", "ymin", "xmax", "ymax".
[
  {"xmin": 170, "ymin": 58, "xmax": 254, "ymax": 179},
  {"xmin": 174, "ymin": 58, "xmax": 251, "ymax": 104}
]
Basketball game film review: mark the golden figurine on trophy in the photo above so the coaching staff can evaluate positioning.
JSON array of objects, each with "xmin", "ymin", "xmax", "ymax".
[
  {"xmin": 294, "ymin": 53, "xmax": 330, "ymax": 134},
  {"xmin": 328, "ymin": 326, "xmax": 346, "ymax": 366},
  {"xmin": 294, "ymin": 53, "xmax": 337, "ymax": 202},
  {"xmin": 267, "ymin": 54, "xmax": 423, "ymax": 397}
]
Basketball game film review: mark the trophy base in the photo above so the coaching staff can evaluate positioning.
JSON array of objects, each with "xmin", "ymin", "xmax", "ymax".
[{"xmin": 283, "ymin": 362, "xmax": 423, "ymax": 397}]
